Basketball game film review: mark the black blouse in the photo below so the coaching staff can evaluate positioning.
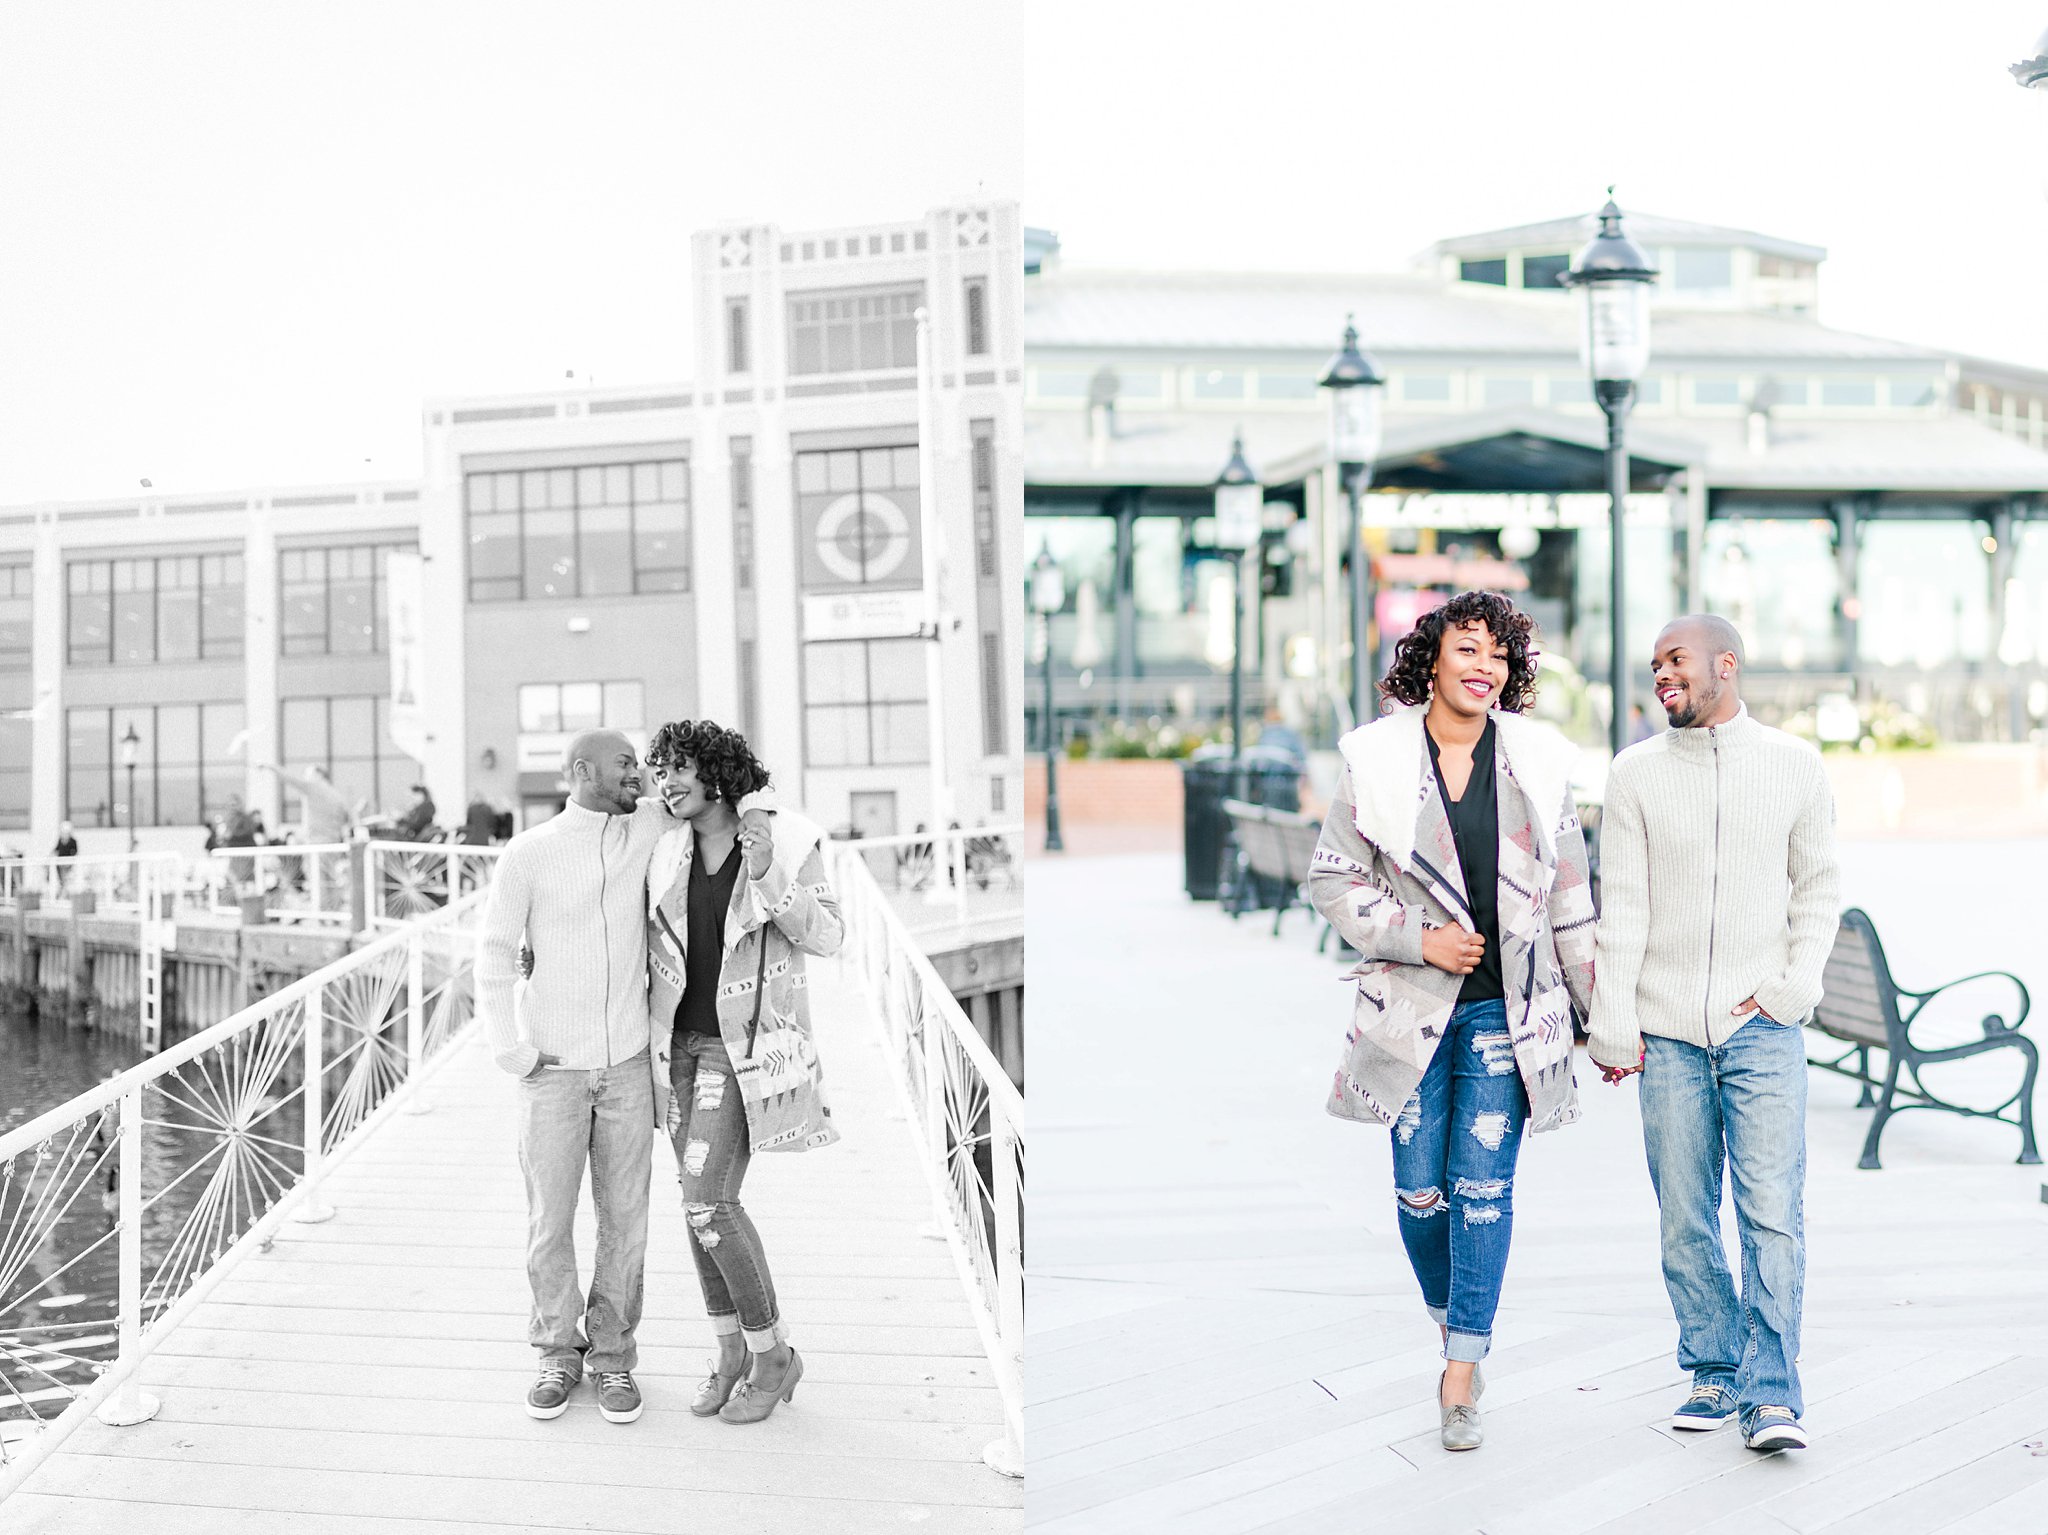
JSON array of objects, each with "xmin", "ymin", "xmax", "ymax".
[{"xmin": 1427, "ymin": 716, "xmax": 1504, "ymax": 1003}]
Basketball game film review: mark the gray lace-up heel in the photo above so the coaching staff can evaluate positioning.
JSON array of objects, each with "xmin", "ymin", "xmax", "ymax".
[{"xmin": 1439, "ymin": 1369, "xmax": 1484, "ymax": 1451}]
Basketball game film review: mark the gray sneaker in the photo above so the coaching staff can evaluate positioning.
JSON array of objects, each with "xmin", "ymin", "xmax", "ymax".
[
  {"xmin": 595, "ymin": 1369, "xmax": 643, "ymax": 1424},
  {"xmin": 525, "ymin": 1363, "xmax": 576, "ymax": 1420},
  {"xmin": 1744, "ymin": 1407, "xmax": 1808, "ymax": 1451}
]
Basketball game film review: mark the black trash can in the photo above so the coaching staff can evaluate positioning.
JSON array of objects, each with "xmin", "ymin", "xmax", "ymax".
[{"xmin": 1183, "ymin": 745, "xmax": 1305, "ymax": 901}]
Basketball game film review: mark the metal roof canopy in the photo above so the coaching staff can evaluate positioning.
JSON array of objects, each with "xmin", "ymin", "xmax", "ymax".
[{"xmin": 1261, "ymin": 408, "xmax": 1699, "ymax": 494}]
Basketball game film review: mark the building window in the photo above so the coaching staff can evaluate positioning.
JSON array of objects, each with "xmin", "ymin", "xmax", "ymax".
[
  {"xmin": 1459, "ymin": 258, "xmax": 1507, "ymax": 286},
  {"xmin": 0, "ymin": 565, "xmax": 30, "ymax": 671},
  {"xmin": 1857, "ymin": 521, "xmax": 1990, "ymax": 668},
  {"xmin": 1521, "ymin": 253, "xmax": 1571, "ymax": 290},
  {"xmin": 0, "ymin": 715, "xmax": 26, "ymax": 828},
  {"xmin": 66, "ymin": 701, "xmax": 247, "ymax": 829},
  {"xmin": 786, "ymin": 283, "xmax": 923, "ymax": 375},
  {"xmin": 1549, "ymin": 377, "xmax": 1593, "ymax": 406},
  {"xmin": 278, "ymin": 695, "xmax": 421, "ymax": 824},
  {"xmin": 67, "ymin": 555, "xmax": 243, "ymax": 667},
  {"xmin": 1821, "ymin": 379, "xmax": 1879, "ymax": 408},
  {"xmin": 1692, "ymin": 379, "xmax": 1743, "ymax": 407},
  {"xmin": 1672, "ymin": 248, "xmax": 1734, "ymax": 292},
  {"xmin": 464, "ymin": 457, "xmax": 689, "ymax": 602},
  {"xmin": 1481, "ymin": 377, "xmax": 1535, "ymax": 408},
  {"xmin": 1890, "ymin": 378, "xmax": 1938, "ymax": 408},
  {"xmin": 980, "ymin": 631, "xmax": 1006, "ymax": 758},
  {"xmin": 804, "ymin": 638, "xmax": 926, "ymax": 768},
  {"xmin": 731, "ymin": 437, "xmax": 755, "ymax": 591},
  {"xmin": 964, "ymin": 278, "xmax": 989, "ymax": 356},
  {"xmin": 971, "ymin": 422, "xmax": 997, "ymax": 581},
  {"xmin": 1255, "ymin": 374, "xmax": 1319, "ymax": 402},
  {"xmin": 794, "ymin": 442, "xmax": 922, "ymax": 594},
  {"xmin": 280, "ymin": 542, "xmax": 416, "ymax": 656},
  {"xmin": 1702, "ymin": 518, "xmax": 1843, "ymax": 671},
  {"xmin": 1399, "ymin": 375, "xmax": 1454, "ymax": 404},
  {"xmin": 516, "ymin": 680, "xmax": 644, "ymax": 734},
  {"xmin": 726, "ymin": 297, "xmax": 750, "ymax": 374},
  {"xmin": 1189, "ymin": 370, "xmax": 1246, "ymax": 402}
]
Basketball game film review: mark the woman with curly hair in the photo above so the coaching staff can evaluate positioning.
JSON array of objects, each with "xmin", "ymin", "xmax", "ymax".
[
  {"xmin": 1307, "ymin": 589, "xmax": 1597, "ymax": 1453},
  {"xmin": 641, "ymin": 719, "xmax": 843, "ymax": 1424}
]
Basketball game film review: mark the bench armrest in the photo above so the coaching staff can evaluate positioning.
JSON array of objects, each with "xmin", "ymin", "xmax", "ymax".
[{"xmin": 1898, "ymin": 969, "xmax": 2032, "ymax": 1039}]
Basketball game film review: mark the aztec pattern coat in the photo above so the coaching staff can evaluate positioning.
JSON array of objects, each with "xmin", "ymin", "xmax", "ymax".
[
  {"xmin": 646, "ymin": 809, "xmax": 845, "ymax": 1153},
  {"xmin": 1307, "ymin": 704, "xmax": 1598, "ymax": 1135}
]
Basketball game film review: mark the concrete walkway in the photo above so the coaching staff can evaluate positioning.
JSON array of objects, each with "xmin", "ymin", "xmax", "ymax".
[
  {"xmin": 8, "ymin": 958, "xmax": 1022, "ymax": 1534},
  {"xmin": 1027, "ymin": 841, "xmax": 2048, "ymax": 1534}
]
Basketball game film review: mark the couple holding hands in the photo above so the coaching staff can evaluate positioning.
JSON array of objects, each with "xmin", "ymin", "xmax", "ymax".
[
  {"xmin": 1309, "ymin": 590, "xmax": 1838, "ymax": 1454},
  {"xmin": 476, "ymin": 719, "xmax": 842, "ymax": 1429}
]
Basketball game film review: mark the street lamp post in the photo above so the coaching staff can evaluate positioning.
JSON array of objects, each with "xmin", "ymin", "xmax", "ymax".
[
  {"xmin": 1029, "ymin": 544, "xmax": 1066, "ymax": 853},
  {"xmin": 1561, "ymin": 197, "xmax": 1659, "ymax": 758},
  {"xmin": 120, "ymin": 721, "xmax": 141, "ymax": 854},
  {"xmin": 1318, "ymin": 317, "xmax": 1387, "ymax": 732},
  {"xmin": 2011, "ymin": 24, "xmax": 2048, "ymax": 87},
  {"xmin": 1214, "ymin": 435, "xmax": 1262, "ymax": 797}
]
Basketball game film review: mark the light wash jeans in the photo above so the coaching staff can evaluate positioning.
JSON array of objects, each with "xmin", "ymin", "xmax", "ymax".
[
  {"xmin": 668, "ymin": 1032, "xmax": 787, "ymax": 1352},
  {"xmin": 1389, "ymin": 998, "xmax": 1527, "ymax": 1363},
  {"xmin": 1640, "ymin": 1015, "xmax": 1808, "ymax": 1428},
  {"xmin": 515, "ymin": 1048, "xmax": 654, "ymax": 1376}
]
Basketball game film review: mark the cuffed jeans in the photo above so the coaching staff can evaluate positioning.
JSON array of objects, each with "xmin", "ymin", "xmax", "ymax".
[
  {"xmin": 1389, "ymin": 998, "xmax": 1527, "ymax": 1363},
  {"xmin": 669, "ymin": 1032, "xmax": 787, "ymax": 1352},
  {"xmin": 515, "ymin": 1047, "xmax": 653, "ymax": 1376},
  {"xmin": 1640, "ymin": 1015, "xmax": 1808, "ymax": 1427}
]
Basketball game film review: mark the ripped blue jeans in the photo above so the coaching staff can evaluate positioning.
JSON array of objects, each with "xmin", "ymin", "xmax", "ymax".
[{"xmin": 1389, "ymin": 998, "xmax": 1528, "ymax": 1363}]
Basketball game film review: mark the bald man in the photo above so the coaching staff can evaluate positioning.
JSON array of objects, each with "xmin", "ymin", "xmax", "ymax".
[
  {"xmin": 477, "ymin": 728, "xmax": 771, "ymax": 1426},
  {"xmin": 1587, "ymin": 616, "xmax": 1838, "ymax": 1454}
]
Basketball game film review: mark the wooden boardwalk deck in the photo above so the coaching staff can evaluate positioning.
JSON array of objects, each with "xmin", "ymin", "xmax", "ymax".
[
  {"xmin": 1028, "ymin": 842, "xmax": 2048, "ymax": 1534},
  {"xmin": 8, "ymin": 957, "xmax": 1023, "ymax": 1534}
]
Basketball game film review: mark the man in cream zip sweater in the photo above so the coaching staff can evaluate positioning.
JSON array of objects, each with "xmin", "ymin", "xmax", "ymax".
[
  {"xmin": 1588, "ymin": 615, "xmax": 1839, "ymax": 1455},
  {"xmin": 476, "ymin": 729, "xmax": 769, "ymax": 1426}
]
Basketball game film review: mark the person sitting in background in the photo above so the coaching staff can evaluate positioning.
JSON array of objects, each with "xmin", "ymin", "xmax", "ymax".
[
  {"xmin": 395, "ymin": 783, "xmax": 437, "ymax": 841},
  {"xmin": 53, "ymin": 821, "xmax": 77, "ymax": 893},
  {"xmin": 459, "ymin": 794, "xmax": 497, "ymax": 846}
]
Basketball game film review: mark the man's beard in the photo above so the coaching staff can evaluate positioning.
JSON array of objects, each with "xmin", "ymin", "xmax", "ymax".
[{"xmin": 1666, "ymin": 677, "xmax": 1725, "ymax": 729}]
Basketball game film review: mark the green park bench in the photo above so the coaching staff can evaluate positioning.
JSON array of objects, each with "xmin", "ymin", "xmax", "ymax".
[{"xmin": 1810, "ymin": 907, "xmax": 2040, "ymax": 1170}]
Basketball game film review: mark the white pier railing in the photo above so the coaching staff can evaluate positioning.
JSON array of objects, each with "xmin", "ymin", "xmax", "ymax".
[
  {"xmin": 0, "ymin": 892, "xmax": 485, "ymax": 1494},
  {"xmin": 827, "ymin": 840, "xmax": 1024, "ymax": 1477}
]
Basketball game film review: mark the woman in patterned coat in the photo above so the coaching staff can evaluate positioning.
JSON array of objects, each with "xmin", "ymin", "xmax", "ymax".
[
  {"xmin": 643, "ymin": 720, "xmax": 843, "ymax": 1425},
  {"xmin": 1308, "ymin": 590, "xmax": 1597, "ymax": 1452}
]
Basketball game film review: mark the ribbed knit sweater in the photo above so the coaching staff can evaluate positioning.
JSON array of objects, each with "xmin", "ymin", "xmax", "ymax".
[
  {"xmin": 476, "ymin": 793, "xmax": 767, "ymax": 1078},
  {"xmin": 1585, "ymin": 705, "xmax": 1839, "ymax": 1069}
]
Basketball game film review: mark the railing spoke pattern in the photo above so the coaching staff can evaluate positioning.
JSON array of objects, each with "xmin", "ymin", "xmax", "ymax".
[
  {"xmin": 827, "ymin": 842, "xmax": 1024, "ymax": 1477},
  {"xmin": 0, "ymin": 892, "xmax": 485, "ymax": 1482}
]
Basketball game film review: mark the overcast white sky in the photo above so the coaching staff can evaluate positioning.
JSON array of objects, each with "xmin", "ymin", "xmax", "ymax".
[
  {"xmin": 1021, "ymin": 2, "xmax": 2048, "ymax": 368},
  {"xmin": 0, "ymin": 1, "xmax": 1024, "ymax": 503},
  {"xmin": 6, "ymin": 4, "xmax": 2046, "ymax": 503}
]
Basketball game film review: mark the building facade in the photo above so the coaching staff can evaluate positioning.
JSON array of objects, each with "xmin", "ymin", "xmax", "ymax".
[
  {"xmin": 1024, "ymin": 211, "xmax": 2048, "ymax": 749},
  {"xmin": 3, "ymin": 202, "xmax": 1024, "ymax": 856}
]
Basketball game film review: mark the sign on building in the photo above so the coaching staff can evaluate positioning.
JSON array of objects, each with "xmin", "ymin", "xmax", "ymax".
[{"xmin": 387, "ymin": 552, "xmax": 427, "ymax": 762}]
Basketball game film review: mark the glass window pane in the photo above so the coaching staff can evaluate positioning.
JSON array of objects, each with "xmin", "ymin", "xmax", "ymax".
[
  {"xmin": 581, "ymin": 504, "xmax": 633, "ymax": 595},
  {"xmin": 867, "ymin": 638, "xmax": 927, "ymax": 701},
  {"xmin": 331, "ymin": 696, "xmax": 375, "ymax": 758},
  {"xmin": 658, "ymin": 461, "xmax": 687, "ymax": 502},
  {"xmin": 892, "ymin": 446, "xmax": 919, "ymax": 487},
  {"xmin": 805, "ymin": 705, "xmax": 863, "ymax": 767},
  {"xmin": 873, "ymin": 702, "xmax": 929, "ymax": 765},
  {"xmin": 1822, "ymin": 379, "xmax": 1878, "ymax": 407},
  {"xmin": 1460, "ymin": 259, "xmax": 1507, "ymax": 286},
  {"xmin": 796, "ymin": 453, "xmax": 828, "ymax": 494},
  {"xmin": 805, "ymin": 642, "xmax": 865, "ymax": 704},
  {"xmin": 1674, "ymin": 247, "xmax": 1733, "ymax": 290},
  {"xmin": 203, "ymin": 701, "xmax": 245, "ymax": 761},
  {"xmin": 1521, "ymin": 253, "xmax": 1571, "ymax": 290},
  {"xmin": 634, "ymin": 500, "xmax": 688, "ymax": 585},
  {"xmin": 860, "ymin": 447, "xmax": 895, "ymax": 489},
  {"xmin": 466, "ymin": 474, "xmax": 493, "ymax": 513},
  {"xmin": 577, "ymin": 466, "xmax": 604, "ymax": 506},
  {"xmin": 1190, "ymin": 370, "xmax": 1245, "ymax": 401},
  {"xmin": 1401, "ymin": 375, "xmax": 1453, "ymax": 403},
  {"xmin": 69, "ymin": 568, "xmax": 110, "ymax": 664},
  {"xmin": 470, "ymin": 511, "xmax": 521, "ymax": 599},
  {"xmin": 523, "ymin": 508, "xmax": 577, "ymax": 599},
  {"xmin": 281, "ymin": 698, "xmax": 329, "ymax": 765},
  {"xmin": 603, "ymin": 681, "xmax": 644, "ymax": 729},
  {"xmin": 1858, "ymin": 520, "xmax": 1989, "ymax": 667},
  {"xmin": 0, "ymin": 592, "xmax": 31, "ymax": 663},
  {"xmin": 519, "ymin": 685, "xmax": 559, "ymax": 733},
  {"xmin": 329, "ymin": 553, "xmax": 375, "ymax": 653},
  {"xmin": 203, "ymin": 567, "xmax": 244, "ymax": 657},
  {"xmin": 548, "ymin": 467, "xmax": 576, "ymax": 509},
  {"xmin": 605, "ymin": 465, "xmax": 632, "ymax": 505},
  {"xmin": 1693, "ymin": 379, "xmax": 1742, "ymax": 406},
  {"xmin": 1482, "ymin": 377, "xmax": 1535, "ymax": 407},
  {"xmin": 827, "ymin": 451, "xmax": 859, "ymax": 493},
  {"xmin": 157, "ymin": 578, "xmax": 200, "ymax": 661},
  {"xmin": 560, "ymin": 683, "xmax": 603, "ymax": 731},
  {"xmin": 633, "ymin": 463, "xmax": 660, "ymax": 503},
  {"xmin": 495, "ymin": 470, "xmax": 522, "ymax": 510},
  {"xmin": 113, "ymin": 567, "xmax": 153, "ymax": 664}
]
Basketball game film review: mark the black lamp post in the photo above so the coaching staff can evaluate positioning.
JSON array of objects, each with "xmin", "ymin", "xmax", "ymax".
[
  {"xmin": 1213, "ymin": 435, "xmax": 1262, "ymax": 796},
  {"xmin": 1318, "ymin": 317, "xmax": 1387, "ymax": 732},
  {"xmin": 1561, "ymin": 197, "xmax": 1658, "ymax": 758},
  {"xmin": 2011, "ymin": 24, "xmax": 2048, "ymax": 87},
  {"xmin": 119, "ymin": 721, "xmax": 141, "ymax": 853},
  {"xmin": 1029, "ymin": 543, "xmax": 1066, "ymax": 853}
]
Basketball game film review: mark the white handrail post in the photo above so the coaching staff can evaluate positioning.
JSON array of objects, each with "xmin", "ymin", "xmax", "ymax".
[
  {"xmin": 93, "ymin": 1086, "xmax": 161, "ymax": 1427},
  {"xmin": 309, "ymin": 848, "xmax": 323, "ymax": 915},
  {"xmin": 983, "ymin": 1094, "xmax": 1025, "ymax": 1478},
  {"xmin": 291, "ymin": 985, "xmax": 336, "ymax": 1223},
  {"xmin": 404, "ymin": 929, "xmax": 430, "ymax": 1115}
]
